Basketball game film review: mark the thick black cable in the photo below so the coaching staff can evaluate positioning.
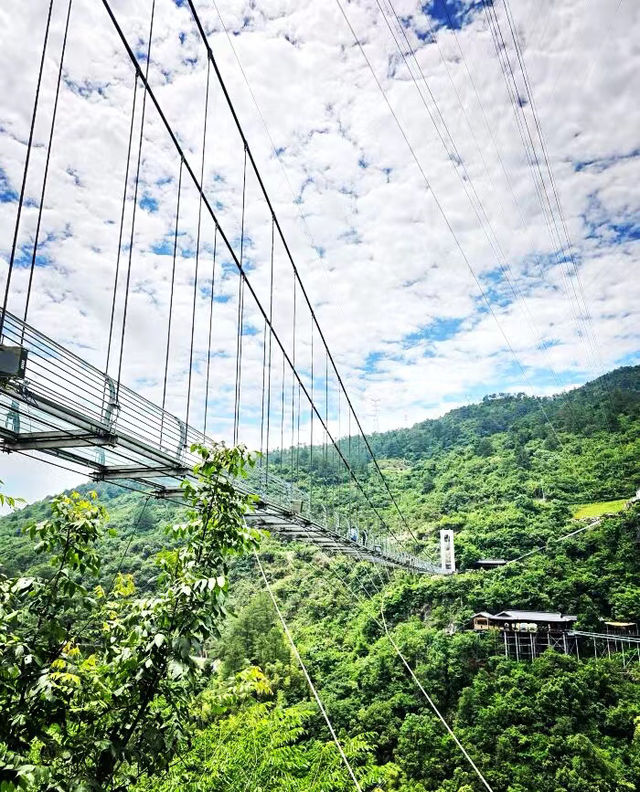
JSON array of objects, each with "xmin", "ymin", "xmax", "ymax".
[
  {"xmin": 185, "ymin": 0, "xmax": 413, "ymax": 539},
  {"xmin": 160, "ymin": 158, "xmax": 184, "ymax": 442},
  {"xmin": 22, "ymin": 0, "xmax": 73, "ymax": 333},
  {"xmin": 101, "ymin": 0, "xmax": 406, "ymax": 543},
  {"xmin": 203, "ymin": 225, "xmax": 218, "ymax": 437},
  {"xmin": 106, "ymin": 76, "xmax": 139, "ymax": 374},
  {"xmin": 1, "ymin": 0, "xmax": 54, "ymax": 340},
  {"xmin": 115, "ymin": 0, "xmax": 156, "ymax": 397},
  {"xmin": 186, "ymin": 57, "xmax": 212, "ymax": 430}
]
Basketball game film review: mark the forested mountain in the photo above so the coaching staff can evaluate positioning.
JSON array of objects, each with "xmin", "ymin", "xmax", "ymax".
[{"xmin": 2, "ymin": 366, "xmax": 640, "ymax": 791}]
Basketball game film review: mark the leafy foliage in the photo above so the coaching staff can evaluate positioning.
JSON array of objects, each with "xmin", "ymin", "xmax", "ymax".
[
  {"xmin": 0, "ymin": 443, "xmax": 259, "ymax": 791},
  {"xmin": 2, "ymin": 368, "xmax": 640, "ymax": 791}
]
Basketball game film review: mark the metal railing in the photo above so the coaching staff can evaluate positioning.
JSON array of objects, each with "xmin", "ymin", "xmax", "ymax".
[{"xmin": 0, "ymin": 310, "xmax": 440, "ymax": 573}]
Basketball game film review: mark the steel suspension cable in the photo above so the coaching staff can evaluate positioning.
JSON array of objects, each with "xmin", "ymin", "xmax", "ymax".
[
  {"xmin": 309, "ymin": 320, "xmax": 314, "ymax": 508},
  {"xmin": 1, "ymin": 0, "xmax": 54, "ymax": 340},
  {"xmin": 185, "ymin": 0, "xmax": 413, "ymax": 540},
  {"xmin": 324, "ymin": 352, "xmax": 328, "ymax": 463},
  {"xmin": 374, "ymin": 0, "xmax": 581, "ymax": 454},
  {"xmin": 264, "ymin": 218, "xmax": 275, "ymax": 485},
  {"xmin": 380, "ymin": 604, "xmax": 494, "ymax": 790},
  {"xmin": 106, "ymin": 76, "xmax": 139, "ymax": 374},
  {"xmin": 481, "ymin": 1, "xmax": 617, "ymax": 431},
  {"xmin": 499, "ymin": 0, "xmax": 615, "ymax": 415},
  {"xmin": 203, "ymin": 225, "xmax": 218, "ymax": 437},
  {"xmin": 22, "ymin": 0, "xmax": 74, "ymax": 332},
  {"xmin": 233, "ymin": 145, "xmax": 248, "ymax": 445},
  {"xmin": 290, "ymin": 274, "xmax": 296, "ymax": 473},
  {"xmin": 481, "ymin": 0, "xmax": 599, "ymax": 374},
  {"xmin": 280, "ymin": 352, "xmax": 286, "ymax": 463},
  {"xmin": 294, "ymin": 549, "xmax": 493, "ymax": 791},
  {"xmin": 101, "ymin": 0, "xmax": 407, "ymax": 543},
  {"xmin": 334, "ymin": 0, "xmax": 565, "ymax": 460},
  {"xmin": 160, "ymin": 158, "xmax": 184, "ymax": 442},
  {"xmin": 115, "ymin": 0, "xmax": 156, "ymax": 397},
  {"xmin": 186, "ymin": 57, "xmax": 212, "ymax": 430}
]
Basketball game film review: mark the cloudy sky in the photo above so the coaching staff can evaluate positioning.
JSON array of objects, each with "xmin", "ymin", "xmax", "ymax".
[{"xmin": 1, "ymin": 0, "xmax": 639, "ymax": 502}]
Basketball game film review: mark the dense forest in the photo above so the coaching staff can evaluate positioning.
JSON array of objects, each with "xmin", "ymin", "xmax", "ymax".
[{"xmin": 2, "ymin": 365, "xmax": 640, "ymax": 791}]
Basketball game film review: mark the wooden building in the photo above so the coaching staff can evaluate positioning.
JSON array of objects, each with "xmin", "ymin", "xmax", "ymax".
[
  {"xmin": 470, "ymin": 610, "xmax": 578, "ymax": 659},
  {"xmin": 470, "ymin": 609, "xmax": 578, "ymax": 633},
  {"xmin": 469, "ymin": 610, "xmax": 640, "ymax": 664}
]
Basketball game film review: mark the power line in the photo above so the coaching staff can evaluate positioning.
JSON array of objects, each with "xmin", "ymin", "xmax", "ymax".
[
  {"xmin": 294, "ymin": 547, "xmax": 494, "ymax": 791},
  {"xmin": 334, "ymin": 0, "xmax": 565, "ymax": 451},
  {"xmin": 255, "ymin": 550, "xmax": 364, "ymax": 792}
]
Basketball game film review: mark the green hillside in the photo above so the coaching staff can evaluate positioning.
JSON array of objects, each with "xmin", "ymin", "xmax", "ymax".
[{"xmin": 2, "ymin": 366, "xmax": 640, "ymax": 791}]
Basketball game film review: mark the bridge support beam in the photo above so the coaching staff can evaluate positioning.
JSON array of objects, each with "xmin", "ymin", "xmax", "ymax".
[
  {"xmin": 93, "ymin": 465, "xmax": 190, "ymax": 481},
  {"xmin": 1, "ymin": 429, "xmax": 117, "ymax": 451}
]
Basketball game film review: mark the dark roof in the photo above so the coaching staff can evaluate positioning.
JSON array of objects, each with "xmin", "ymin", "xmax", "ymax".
[{"xmin": 495, "ymin": 610, "xmax": 577, "ymax": 622}]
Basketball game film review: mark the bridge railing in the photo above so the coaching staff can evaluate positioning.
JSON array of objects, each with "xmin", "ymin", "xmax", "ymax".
[{"xmin": 1, "ymin": 311, "xmax": 439, "ymax": 573}]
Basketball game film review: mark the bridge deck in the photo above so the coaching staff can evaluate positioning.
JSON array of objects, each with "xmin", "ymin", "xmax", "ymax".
[{"xmin": 0, "ymin": 312, "xmax": 440, "ymax": 574}]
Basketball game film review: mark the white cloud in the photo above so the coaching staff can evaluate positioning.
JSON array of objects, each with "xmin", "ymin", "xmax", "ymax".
[{"xmin": 0, "ymin": 0, "xmax": 638, "ymax": 502}]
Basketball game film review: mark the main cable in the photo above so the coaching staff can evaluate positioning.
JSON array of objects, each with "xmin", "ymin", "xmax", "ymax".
[
  {"xmin": 101, "ymin": 0, "xmax": 412, "ymax": 546},
  {"xmin": 185, "ymin": 0, "xmax": 415, "ymax": 542},
  {"xmin": 115, "ymin": 0, "xmax": 156, "ymax": 397},
  {"xmin": 334, "ymin": 0, "xmax": 564, "ymax": 454}
]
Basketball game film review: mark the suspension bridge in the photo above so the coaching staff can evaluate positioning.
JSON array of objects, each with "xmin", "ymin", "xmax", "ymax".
[{"xmin": 0, "ymin": 0, "xmax": 443, "ymax": 575}]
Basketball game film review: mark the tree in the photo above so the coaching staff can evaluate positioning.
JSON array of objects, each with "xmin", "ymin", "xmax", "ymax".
[{"xmin": 0, "ymin": 442, "xmax": 259, "ymax": 791}]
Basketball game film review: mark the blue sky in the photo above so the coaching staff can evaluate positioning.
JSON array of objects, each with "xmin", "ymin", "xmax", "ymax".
[{"xmin": 0, "ymin": 0, "xmax": 639, "ymax": 501}]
